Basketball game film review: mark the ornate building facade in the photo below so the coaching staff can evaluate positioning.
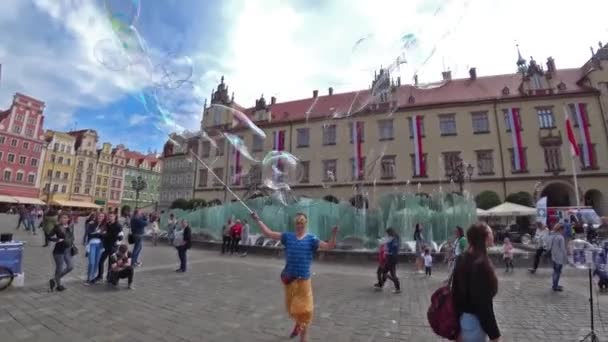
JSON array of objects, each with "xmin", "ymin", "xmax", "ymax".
[
  {"xmin": 68, "ymin": 129, "xmax": 99, "ymax": 205},
  {"xmin": 159, "ymin": 132, "xmax": 198, "ymax": 210},
  {"xmin": 122, "ymin": 150, "xmax": 162, "ymax": 211},
  {"xmin": 40, "ymin": 130, "xmax": 76, "ymax": 204},
  {"xmin": 94, "ymin": 142, "xmax": 113, "ymax": 208},
  {"xmin": 189, "ymin": 43, "xmax": 608, "ymax": 216}
]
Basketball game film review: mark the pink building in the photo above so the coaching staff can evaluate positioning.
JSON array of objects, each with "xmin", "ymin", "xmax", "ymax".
[{"xmin": 0, "ymin": 93, "xmax": 46, "ymax": 199}]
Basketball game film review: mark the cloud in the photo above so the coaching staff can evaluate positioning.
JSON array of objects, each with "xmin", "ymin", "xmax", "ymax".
[
  {"xmin": 128, "ymin": 114, "xmax": 148, "ymax": 126},
  {"xmin": 95, "ymin": 114, "xmax": 105, "ymax": 120}
]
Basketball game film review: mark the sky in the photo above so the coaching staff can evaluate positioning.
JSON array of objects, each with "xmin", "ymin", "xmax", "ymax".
[{"xmin": 0, "ymin": 0, "xmax": 607, "ymax": 153}]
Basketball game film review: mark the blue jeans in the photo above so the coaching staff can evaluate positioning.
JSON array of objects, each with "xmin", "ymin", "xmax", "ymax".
[
  {"xmin": 26, "ymin": 219, "xmax": 36, "ymax": 234},
  {"xmin": 459, "ymin": 313, "xmax": 487, "ymax": 342},
  {"xmin": 177, "ymin": 246, "xmax": 187, "ymax": 272},
  {"xmin": 132, "ymin": 234, "xmax": 143, "ymax": 264},
  {"xmin": 552, "ymin": 262, "xmax": 563, "ymax": 289},
  {"xmin": 87, "ymin": 242, "xmax": 104, "ymax": 282}
]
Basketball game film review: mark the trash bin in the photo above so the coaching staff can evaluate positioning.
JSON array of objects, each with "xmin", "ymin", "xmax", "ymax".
[{"xmin": 0, "ymin": 241, "xmax": 24, "ymax": 275}]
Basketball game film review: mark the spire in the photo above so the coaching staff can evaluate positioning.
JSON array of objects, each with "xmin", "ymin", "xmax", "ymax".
[{"xmin": 516, "ymin": 44, "xmax": 528, "ymax": 74}]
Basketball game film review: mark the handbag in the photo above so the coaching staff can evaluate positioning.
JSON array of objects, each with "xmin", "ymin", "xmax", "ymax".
[
  {"xmin": 128, "ymin": 233, "xmax": 134, "ymax": 245},
  {"xmin": 70, "ymin": 246, "xmax": 79, "ymax": 256},
  {"xmin": 427, "ymin": 257, "xmax": 460, "ymax": 340}
]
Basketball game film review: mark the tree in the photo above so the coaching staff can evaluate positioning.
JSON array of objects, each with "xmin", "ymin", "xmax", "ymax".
[
  {"xmin": 207, "ymin": 199, "xmax": 222, "ymax": 207},
  {"xmin": 475, "ymin": 191, "xmax": 501, "ymax": 210},
  {"xmin": 170, "ymin": 198, "xmax": 190, "ymax": 210},
  {"xmin": 323, "ymin": 195, "xmax": 339, "ymax": 203},
  {"xmin": 188, "ymin": 198, "xmax": 207, "ymax": 209},
  {"xmin": 506, "ymin": 191, "xmax": 534, "ymax": 207}
]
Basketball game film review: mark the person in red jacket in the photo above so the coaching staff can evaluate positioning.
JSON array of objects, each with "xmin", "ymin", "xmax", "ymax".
[
  {"xmin": 373, "ymin": 241, "xmax": 388, "ymax": 290},
  {"xmin": 230, "ymin": 219, "xmax": 243, "ymax": 254}
]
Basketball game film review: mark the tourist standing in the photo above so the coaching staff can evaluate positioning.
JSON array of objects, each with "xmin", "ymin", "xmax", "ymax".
[
  {"xmin": 25, "ymin": 206, "xmax": 36, "ymax": 235},
  {"xmin": 503, "ymin": 237, "xmax": 514, "ymax": 272},
  {"xmin": 150, "ymin": 217, "xmax": 160, "ymax": 246},
  {"xmin": 108, "ymin": 244, "xmax": 134, "ymax": 289},
  {"xmin": 414, "ymin": 223, "xmax": 424, "ymax": 273},
  {"xmin": 129, "ymin": 209, "xmax": 148, "ymax": 267},
  {"xmin": 230, "ymin": 219, "xmax": 243, "ymax": 254},
  {"xmin": 48, "ymin": 214, "xmax": 75, "ymax": 292},
  {"xmin": 251, "ymin": 212, "xmax": 338, "ymax": 342},
  {"xmin": 84, "ymin": 213, "xmax": 106, "ymax": 285},
  {"xmin": 452, "ymin": 223, "xmax": 501, "ymax": 342},
  {"xmin": 549, "ymin": 223, "xmax": 568, "ymax": 292},
  {"xmin": 167, "ymin": 213, "xmax": 177, "ymax": 245},
  {"xmin": 174, "ymin": 219, "xmax": 192, "ymax": 273},
  {"xmin": 373, "ymin": 239, "xmax": 388, "ymax": 289},
  {"xmin": 41, "ymin": 208, "xmax": 58, "ymax": 247},
  {"xmin": 423, "ymin": 248, "xmax": 433, "ymax": 277},
  {"xmin": 528, "ymin": 222, "xmax": 550, "ymax": 274},
  {"xmin": 240, "ymin": 219, "xmax": 250, "ymax": 257},
  {"xmin": 95, "ymin": 213, "xmax": 123, "ymax": 283},
  {"xmin": 378, "ymin": 228, "xmax": 401, "ymax": 293},
  {"xmin": 221, "ymin": 219, "xmax": 233, "ymax": 254},
  {"xmin": 448, "ymin": 226, "xmax": 467, "ymax": 276}
]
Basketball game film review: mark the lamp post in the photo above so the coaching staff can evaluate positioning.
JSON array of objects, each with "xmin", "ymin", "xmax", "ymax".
[
  {"xmin": 449, "ymin": 157, "xmax": 474, "ymax": 194},
  {"xmin": 131, "ymin": 176, "xmax": 147, "ymax": 209}
]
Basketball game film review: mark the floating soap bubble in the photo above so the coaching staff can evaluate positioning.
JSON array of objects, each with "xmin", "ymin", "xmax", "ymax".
[
  {"xmin": 152, "ymin": 54, "xmax": 194, "ymax": 89},
  {"xmin": 93, "ymin": 38, "xmax": 130, "ymax": 71},
  {"xmin": 569, "ymin": 239, "xmax": 601, "ymax": 269},
  {"xmin": 400, "ymin": 33, "xmax": 418, "ymax": 50},
  {"xmin": 207, "ymin": 104, "xmax": 266, "ymax": 138},
  {"xmin": 261, "ymin": 151, "xmax": 302, "ymax": 191},
  {"xmin": 104, "ymin": 0, "xmax": 141, "ymax": 28},
  {"xmin": 223, "ymin": 133, "xmax": 258, "ymax": 162}
]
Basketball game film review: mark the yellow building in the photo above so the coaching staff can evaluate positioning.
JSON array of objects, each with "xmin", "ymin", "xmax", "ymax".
[
  {"xmin": 40, "ymin": 130, "xmax": 76, "ymax": 203},
  {"xmin": 68, "ymin": 129, "xmax": 100, "ymax": 209},
  {"xmin": 95, "ymin": 142, "xmax": 113, "ymax": 208},
  {"xmin": 192, "ymin": 44, "xmax": 608, "ymax": 216}
]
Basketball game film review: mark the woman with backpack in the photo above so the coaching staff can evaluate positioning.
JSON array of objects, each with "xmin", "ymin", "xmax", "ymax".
[
  {"xmin": 452, "ymin": 223, "xmax": 501, "ymax": 341},
  {"xmin": 173, "ymin": 219, "xmax": 192, "ymax": 273}
]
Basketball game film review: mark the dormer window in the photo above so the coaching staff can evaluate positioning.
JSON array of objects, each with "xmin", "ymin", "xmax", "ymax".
[{"xmin": 531, "ymin": 74, "xmax": 543, "ymax": 90}]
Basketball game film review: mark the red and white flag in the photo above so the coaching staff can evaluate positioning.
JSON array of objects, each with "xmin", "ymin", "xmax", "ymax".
[
  {"xmin": 507, "ymin": 108, "xmax": 526, "ymax": 171},
  {"xmin": 232, "ymin": 147, "xmax": 241, "ymax": 184},
  {"xmin": 571, "ymin": 103, "xmax": 594, "ymax": 167},
  {"xmin": 272, "ymin": 130, "xmax": 286, "ymax": 179},
  {"xmin": 412, "ymin": 115, "xmax": 425, "ymax": 176},
  {"xmin": 352, "ymin": 121, "xmax": 364, "ymax": 180},
  {"xmin": 564, "ymin": 107, "xmax": 580, "ymax": 157}
]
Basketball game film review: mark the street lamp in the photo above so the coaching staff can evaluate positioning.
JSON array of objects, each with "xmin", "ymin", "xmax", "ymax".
[
  {"xmin": 449, "ymin": 157, "xmax": 474, "ymax": 194},
  {"xmin": 131, "ymin": 176, "xmax": 147, "ymax": 209}
]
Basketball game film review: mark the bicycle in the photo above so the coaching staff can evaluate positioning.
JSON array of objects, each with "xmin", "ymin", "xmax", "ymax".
[{"xmin": 0, "ymin": 265, "xmax": 14, "ymax": 291}]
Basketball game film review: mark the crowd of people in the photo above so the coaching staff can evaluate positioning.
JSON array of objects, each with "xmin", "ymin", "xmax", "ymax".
[{"xmin": 219, "ymin": 218, "xmax": 251, "ymax": 256}]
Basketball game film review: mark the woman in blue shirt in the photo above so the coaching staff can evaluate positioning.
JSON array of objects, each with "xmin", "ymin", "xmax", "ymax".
[
  {"xmin": 252, "ymin": 212, "xmax": 338, "ymax": 342},
  {"xmin": 378, "ymin": 227, "xmax": 401, "ymax": 293}
]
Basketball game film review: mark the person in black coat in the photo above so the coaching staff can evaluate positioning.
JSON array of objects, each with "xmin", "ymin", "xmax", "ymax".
[
  {"xmin": 174, "ymin": 219, "xmax": 192, "ymax": 273},
  {"xmin": 94, "ymin": 212, "xmax": 123, "ymax": 283}
]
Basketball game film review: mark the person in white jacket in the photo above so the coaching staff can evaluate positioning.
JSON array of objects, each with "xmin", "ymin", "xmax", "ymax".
[{"xmin": 528, "ymin": 222, "xmax": 550, "ymax": 274}]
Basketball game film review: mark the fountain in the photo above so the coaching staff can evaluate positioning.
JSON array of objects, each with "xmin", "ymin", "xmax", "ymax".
[{"xmin": 160, "ymin": 191, "xmax": 477, "ymax": 252}]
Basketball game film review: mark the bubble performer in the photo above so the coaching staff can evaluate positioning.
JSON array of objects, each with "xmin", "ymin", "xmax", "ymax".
[{"xmin": 251, "ymin": 212, "xmax": 338, "ymax": 342}]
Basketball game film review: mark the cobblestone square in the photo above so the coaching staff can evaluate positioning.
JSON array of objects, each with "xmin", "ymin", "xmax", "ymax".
[{"xmin": 2, "ymin": 214, "xmax": 608, "ymax": 341}]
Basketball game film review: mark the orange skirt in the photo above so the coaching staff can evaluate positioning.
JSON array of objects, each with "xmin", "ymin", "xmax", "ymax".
[{"xmin": 284, "ymin": 279, "xmax": 314, "ymax": 327}]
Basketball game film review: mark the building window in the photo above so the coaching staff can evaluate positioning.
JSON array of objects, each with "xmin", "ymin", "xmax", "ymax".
[
  {"xmin": 60, "ymin": 144, "xmax": 65, "ymax": 153},
  {"xmin": 443, "ymin": 152, "xmax": 462, "ymax": 176},
  {"xmin": 34, "ymin": 144, "xmax": 41, "ymax": 152},
  {"xmin": 543, "ymin": 146, "xmax": 562, "ymax": 172},
  {"xmin": 3, "ymin": 170, "xmax": 11, "ymax": 182},
  {"xmin": 322, "ymin": 159, "xmax": 337, "ymax": 181},
  {"xmin": 76, "ymin": 173, "xmax": 82, "ymax": 182},
  {"xmin": 30, "ymin": 158, "xmax": 37, "ymax": 167},
  {"xmin": 569, "ymin": 103, "xmax": 590, "ymax": 127},
  {"xmin": 503, "ymin": 110, "xmax": 523, "ymax": 132},
  {"xmin": 63, "ymin": 172, "xmax": 69, "ymax": 180},
  {"xmin": 381, "ymin": 156, "xmax": 396, "ymax": 179},
  {"xmin": 537, "ymin": 107, "xmax": 555, "ymax": 129},
  {"xmin": 19, "ymin": 156, "xmax": 26, "ymax": 165},
  {"xmin": 25, "ymin": 128, "xmax": 33, "ymax": 137},
  {"xmin": 66, "ymin": 146, "xmax": 71, "ymax": 154},
  {"xmin": 508, "ymin": 148, "xmax": 529, "ymax": 172},
  {"xmin": 322, "ymin": 124, "xmax": 337, "ymax": 146},
  {"xmin": 27, "ymin": 117, "xmax": 36, "ymax": 125},
  {"xmin": 74, "ymin": 186, "xmax": 80, "ymax": 194},
  {"xmin": 216, "ymin": 139, "xmax": 225, "ymax": 156},
  {"xmin": 475, "ymin": 150, "xmax": 494, "ymax": 175},
  {"xmin": 408, "ymin": 117, "xmax": 425, "ymax": 138},
  {"xmin": 409, "ymin": 154, "xmax": 428, "ymax": 177},
  {"xmin": 471, "ymin": 112, "xmax": 490, "ymax": 133},
  {"xmin": 296, "ymin": 128, "xmax": 310, "ymax": 148},
  {"xmin": 54, "ymin": 171, "xmax": 61, "ymax": 179},
  {"xmin": 439, "ymin": 114, "xmax": 457, "ymax": 136},
  {"xmin": 10, "ymin": 139, "xmax": 17, "ymax": 147},
  {"xmin": 58, "ymin": 156, "xmax": 64, "ymax": 164},
  {"xmin": 0, "ymin": 136, "xmax": 4, "ymax": 144},
  {"xmin": 251, "ymin": 135, "xmax": 264, "ymax": 152},
  {"xmin": 16, "ymin": 172, "xmax": 23, "ymax": 182},
  {"xmin": 22, "ymin": 142, "xmax": 29, "ymax": 150},
  {"xmin": 350, "ymin": 157, "xmax": 367, "ymax": 180},
  {"xmin": 54, "ymin": 143, "xmax": 59, "ymax": 151},
  {"xmin": 103, "ymin": 177, "xmax": 108, "ymax": 186},
  {"xmin": 85, "ymin": 187, "xmax": 90, "ymax": 195},
  {"xmin": 198, "ymin": 169, "xmax": 208, "ymax": 187},
  {"xmin": 50, "ymin": 155, "xmax": 56, "ymax": 163},
  {"xmin": 579, "ymin": 144, "xmax": 599, "ymax": 170},
  {"xmin": 95, "ymin": 189, "xmax": 100, "ymax": 197},
  {"xmin": 46, "ymin": 169, "xmax": 52, "ymax": 178},
  {"xmin": 0, "ymin": 152, "xmax": 3, "ymax": 161},
  {"xmin": 15, "ymin": 114, "xmax": 24, "ymax": 121},
  {"xmin": 349, "ymin": 122, "xmax": 365, "ymax": 143},
  {"xmin": 27, "ymin": 174, "xmax": 35, "ymax": 184},
  {"xmin": 7, "ymin": 153, "xmax": 15, "ymax": 163},
  {"xmin": 12, "ymin": 125, "xmax": 21, "ymax": 134},
  {"xmin": 201, "ymin": 141, "xmax": 211, "ymax": 158},
  {"xmin": 212, "ymin": 168, "xmax": 224, "ymax": 186},
  {"xmin": 300, "ymin": 161, "xmax": 309, "ymax": 183},
  {"xmin": 53, "ymin": 184, "xmax": 60, "ymax": 193},
  {"xmin": 378, "ymin": 119, "xmax": 394, "ymax": 141},
  {"xmin": 78, "ymin": 160, "xmax": 84, "ymax": 168},
  {"xmin": 101, "ymin": 190, "xmax": 106, "ymax": 198},
  {"xmin": 86, "ymin": 175, "xmax": 92, "ymax": 182},
  {"xmin": 66, "ymin": 158, "xmax": 71, "ymax": 166},
  {"xmin": 61, "ymin": 185, "xmax": 67, "ymax": 193}
]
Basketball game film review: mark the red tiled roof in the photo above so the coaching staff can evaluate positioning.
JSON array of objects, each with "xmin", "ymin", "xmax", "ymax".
[
  {"xmin": 236, "ymin": 68, "xmax": 590, "ymax": 126},
  {"xmin": 15, "ymin": 93, "xmax": 44, "ymax": 106}
]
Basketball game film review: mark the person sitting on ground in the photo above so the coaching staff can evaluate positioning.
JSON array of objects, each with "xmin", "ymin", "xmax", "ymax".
[{"xmin": 109, "ymin": 244, "xmax": 134, "ymax": 290}]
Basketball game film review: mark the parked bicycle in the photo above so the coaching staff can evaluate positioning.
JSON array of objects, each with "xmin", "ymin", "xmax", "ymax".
[{"xmin": 0, "ymin": 265, "xmax": 14, "ymax": 291}]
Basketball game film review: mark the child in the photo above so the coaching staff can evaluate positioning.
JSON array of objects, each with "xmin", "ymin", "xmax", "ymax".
[
  {"xmin": 373, "ymin": 242, "xmax": 387, "ymax": 290},
  {"xmin": 594, "ymin": 253, "xmax": 608, "ymax": 292},
  {"xmin": 423, "ymin": 248, "xmax": 432, "ymax": 276},
  {"xmin": 503, "ymin": 237, "xmax": 514, "ymax": 272}
]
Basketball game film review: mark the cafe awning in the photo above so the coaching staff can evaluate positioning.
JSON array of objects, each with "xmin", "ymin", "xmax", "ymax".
[
  {"xmin": 52, "ymin": 200, "xmax": 101, "ymax": 209},
  {"xmin": 0, "ymin": 195, "xmax": 18, "ymax": 203},
  {"xmin": 481, "ymin": 202, "xmax": 537, "ymax": 217},
  {"xmin": 12, "ymin": 196, "xmax": 46, "ymax": 205}
]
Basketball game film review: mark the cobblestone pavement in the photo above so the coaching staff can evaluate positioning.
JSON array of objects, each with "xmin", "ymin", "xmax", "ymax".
[{"xmin": 2, "ymin": 214, "xmax": 608, "ymax": 341}]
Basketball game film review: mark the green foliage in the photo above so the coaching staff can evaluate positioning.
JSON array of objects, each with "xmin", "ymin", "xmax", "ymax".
[
  {"xmin": 170, "ymin": 198, "xmax": 190, "ymax": 210},
  {"xmin": 506, "ymin": 191, "xmax": 534, "ymax": 207},
  {"xmin": 323, "ymin": 195, "xmax": 339, "ymax": 203},
  {"xmin": 475, "ymin": 190, "xmax": 501, "ymax": 210},
  {"xmin": 188, "ymin": 198, "xmax": 207, "ymax": 209}
]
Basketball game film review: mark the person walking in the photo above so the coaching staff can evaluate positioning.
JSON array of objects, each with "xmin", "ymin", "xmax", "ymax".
[
  {"xmin": 452, "ymin": 223, "xmax": 501, "ymax": 342},
  {"xmin": 240, "ymin": 219, "xmax": 250, "ymax": 257},
  {"xmin": 41, "ymin": 207, "xmax": 58, "ymax": 247},
  {"xmin": 221, "ymin": 219, "xmax": 233, "ymax": 254},
  {"xmin": 230, "ymin": 219, "xmax": 243, "ymax": 255},
  {"xmin": 48, "ymin": 214, "xmax": 75, "ymax": 292},
  {"xmin": 414, "ymin": 223, "xmax": 424, "ymax": 273},
  {"xmin": 129, "ymin": 209, "xmax": 148, "ymax": 267},
  {"xmin": 173, "ymin": 219, "xmax": 192, "ymax": 273},
  {"xmin": 503, "ymin": 237, "xmax": 514, "ymax": 272},
  {"xmin": 150, "ymin": 217, "xmax": 161, "ymax": 246},
  {"xmin": 94, "ymin": 213, "xmax": 123, "ymax": 283},
  {"xmin": 25, "ymin": 206, "xmax": 36, "ymax": 235},
  {"xmin": 377, "ymin": 228, "xmax": 401, "ymax": 293},
  {"xmin": 548, "ymin": 223, "xmax": 568, "ymax": 292},
  {"xmin": 108, "ymin": 244, "xmax": 134, "ymax": 289},
  {"xmin": 251, "ymin": 212, "xmax": 338, "ymax": 342},
  {"xmin": 448, "ymin": 226, "xmax": 467, "ymax": 276},
  {"xmin": 529, "ymin": 222, "xmax": 550, "ymax": 274},
  {"xmin": 84, "ymin": 213, "xmax": 106, "ymax": 285},
  {"xmin": 373, "ymin": 239, "xmax": 388, "ymax": 289},
  {"xmin": 167, "ymin": 213, "xmax": 177, "ymax": 245},
  {"xmin": 15, "ymin": 205, "xmax": 26, "ymax": 230}
]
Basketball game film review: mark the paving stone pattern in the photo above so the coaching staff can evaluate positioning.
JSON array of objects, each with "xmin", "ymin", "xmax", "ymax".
[{"xmin": 1, "ymin": 214, "xmax": 608, "ymax": 341}]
